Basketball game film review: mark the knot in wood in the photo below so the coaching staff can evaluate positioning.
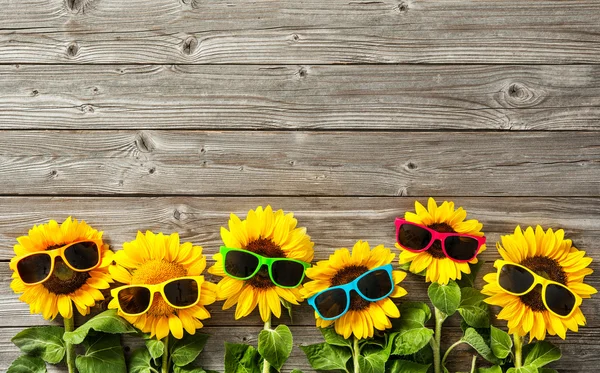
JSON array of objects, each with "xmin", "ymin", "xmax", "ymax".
[
  {"xmin": 182, "ymin": 36, "xmax": 198, "ymax": 55},
  {"xmin": 66, "ymin": 42, "xmax": 79, "ymax": 57},
  {"xmin": 500, "ymin": 81, "xmax": 544, "ymax": 108}
]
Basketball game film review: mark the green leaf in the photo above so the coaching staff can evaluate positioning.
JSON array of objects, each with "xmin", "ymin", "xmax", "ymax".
[
  {"xmin": 428, "ymin": 280, "xmax": 461, "ymax": 316},
  {"xmin": 300, "ymin": 343, "xmax": 351, "ymax": 372},
  {"xmin": 410, "ymin": 344, "xmax": 434, "ymax": 365},
  {"xmin": 523, "ymin": 341, "xmax": 561, "ymax": 368},
  {"xmin": 173, "ymin": 365, "xmax": 208, "ymax": 373},
  {"xmin": 63, "ymin": 309, "xmax": 137, "ymax": 345},
  {"xmin": 7, "ymin": 355, "xmax": 47, "ymax": 373},
  {"xmin": 320, "ymin": 327, "xmax": 352, "ymax": 349},
  {"xmin": 357, "ymin": 350, "xmax": 386, "ymax": 373},
  {"xmin": 171, "ymin": 333, "xmax": 210, "ymax": 367},
  {"xmin": 458, "ymin": 288, "xmax": 490, "ymax": 328},
  {"xmin": 128, "ymin": 348, "xmax": 155, "ymax": 373},
  {"xmin": 386, "ymin": 359, "xmax": 430, "ymax": 373},
  {"xmin": 477, "ymin": 366, "xmax": 502, "ymax": 373},
  {"xmin": 390, "ymin": 307, "xmax": 434, "ymax": 356},
  {"xmin": 290, "ymin": 370, "xmax": 304, "ymax": 373},
  {"xmin": 456, "ymin": 260, "xmax": 485, "ymax": 288},
  {"xmin": 258, "ymin": 325, "xmax": 293, "ymax": 371},
  {"xmin": 280, "ymin": 299, "xmax": 294, "ymax": 323},
  {"xmin": 75, "ymin": 333, "xmax": 127, "ymax": 373},
  {"xmin": 224, "ymin": 343, "xmax": 261, "ymax": 373},
  {"xmin": 11, "ymin": 326, "xmax": 65, "ymax": 364},
  {"xmin": 490, "ymin": 326, "xmax": 512, "ymax": 359},
  {"xmin": 401, "ymin": 302, "xmax": 432, "ymax": 323},
  {"xmin": 461, "ymin": 328, "xmax": 499, "ymax": 365},
  {"xmin": 145, "ymin": 337, "xmax": 165, "ymax": 360},
  {"xmin": 506, "ymin": 365, "xmax": 538, "ymax": 373}
]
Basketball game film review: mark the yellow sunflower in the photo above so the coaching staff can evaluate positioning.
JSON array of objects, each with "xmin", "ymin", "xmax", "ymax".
[
  {"xmin": 9, "ymin": 217, "xmax": 113, "ymax": 320},
  {"xmin": 397, "ymin": 197, "xmax": 486, "ymax": 285},
  {"xmin": 108, "ymin": 231, "xmax": 217, "ymax": 339},
  {"xmin": 301, "ymin": 241, "xmax": 407, "ymax": 339},
  {"xmin": 208, "ymin": 205, "xmax": 314, "ymax": 322},
  {"xmin": 483, "ymin": 225, "xmax": 596, "ymax": 341}
]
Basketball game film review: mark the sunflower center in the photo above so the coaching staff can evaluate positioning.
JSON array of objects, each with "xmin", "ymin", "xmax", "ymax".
[
  {"xmin": 42, "ymin": 257, "xmax": 90, "ymax": 295},
  {"xmin": 243, "ymin": 238, "xmax": 285, "ymax": 289},
  {"xmin": 518, "ymin": 256, "xmax": 567, "ymax": 312},
  {"xmin": 426, "ymin": 223, "xmax": 455, "ymax": 259},
  {"xmin": 331, "ymin": 265, "xmax": 371, "ymax": 311},
  {"xmin": 131, "ymin": 259, "xmax": 188, "ymax": 317}
]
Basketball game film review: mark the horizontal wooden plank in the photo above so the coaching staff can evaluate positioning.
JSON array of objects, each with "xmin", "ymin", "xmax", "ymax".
[
  {"xmin": 0, "ymin": 325, "xmax": 597, "ymax": 372},
  {"xmin": 0, "ymin": 131, "xmax": 598, "ymax": 196},
  {"xmin": 1, "ymin": 0, "xmax": 600, "ymax": 63},
  {"xmin": 0, "ymin": 197, "xmax": 598, "ymax": 328},
  {"xmin": 1, "ymin": 64, "xmax": 600, "ymax": 130}
]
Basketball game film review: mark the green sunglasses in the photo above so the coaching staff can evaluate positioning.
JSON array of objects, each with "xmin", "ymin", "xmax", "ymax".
[{"xmin": 220, "ymin": 246, "xmax": 311, "ymax": 288}]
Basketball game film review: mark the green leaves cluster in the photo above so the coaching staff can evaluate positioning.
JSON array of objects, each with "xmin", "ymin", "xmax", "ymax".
[{"xmin": 224, "ymin": 324, "xmax": 295, "ymax": 373}]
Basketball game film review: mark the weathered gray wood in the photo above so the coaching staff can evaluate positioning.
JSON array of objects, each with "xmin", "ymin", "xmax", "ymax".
[
  {"xmin": 0, "ymin": 131, "xmax": 598, "ymax": 196},
  {"xmin": 1, "ymin": 0, "xmax": 600, "ymax": 63},
  {"xmin": 0, "ymin": 325, "xmax": 596, "ymax": 373},
  {"xmin": 1, "ymin": 64, "xmax": 600, "ymax": 130}
]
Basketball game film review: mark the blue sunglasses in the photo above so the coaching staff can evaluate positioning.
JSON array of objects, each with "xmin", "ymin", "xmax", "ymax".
[{"xmin": 307, "ymin": 264, "xmax": 394, "ymax": 320}]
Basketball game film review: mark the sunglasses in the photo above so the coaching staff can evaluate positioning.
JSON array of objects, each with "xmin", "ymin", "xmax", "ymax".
[
  {"xmin": 395, "ymin": 218, "xmax": 485, "ymax": 263},
  {"xmin": 496, "ymin": 261, "xmax": 581, "ymax": 318},
  {"xmin": 307, "ymin": 264, "xmax": 394, "ymax": 321},
  {"xmin": 111, "ymin": 276, "xmax": 204, "ymax": 317},
  {"xmin": 15, "ymin": 240, "xmax": 103, "ymax": 285},
  {"xmin": 221, "ymin": 246, "xmax": 311, "ymax": 288}
]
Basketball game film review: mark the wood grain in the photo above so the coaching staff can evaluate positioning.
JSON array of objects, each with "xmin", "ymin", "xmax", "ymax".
[
  {"xmin": 1, "ymin": 0, "xmax": 600, "ymax": 64},
  {"xmin": 0, "ymin": 130, "xmax": 598, "ymax": 196},
  {"xmin": 0, "ymin": 325, "xmax": 597, "ymax": 373},
  {"xmin": 1, "ymin": 64, "xmax": 600, "ymax": 130}
]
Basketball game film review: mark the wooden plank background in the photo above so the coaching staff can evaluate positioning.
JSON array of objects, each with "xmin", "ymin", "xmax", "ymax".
[{"xmin": 0, "ymin": 0, "xmax": 599, "ymax": 372}]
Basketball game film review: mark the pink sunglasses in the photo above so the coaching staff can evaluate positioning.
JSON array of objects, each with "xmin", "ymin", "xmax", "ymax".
[{"xmin": 395, "ymin": 218, "xmax": 486, "ymax": 263}]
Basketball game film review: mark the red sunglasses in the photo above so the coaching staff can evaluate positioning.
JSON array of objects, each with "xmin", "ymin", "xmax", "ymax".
[{"xmin": 395, "ymin": 218, "xmax": 485, "ymax": 263}]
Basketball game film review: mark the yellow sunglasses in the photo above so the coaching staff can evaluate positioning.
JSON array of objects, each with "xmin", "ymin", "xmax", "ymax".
[
  {"xmin": 111, "ymin": 276, "xmax": 204, "ymax": 316},
  {"xmin": 14, "ymin": 240, "xmax": 103, "ymax": 285},
  {"xmin": 495, "ymin": 260, "xmax": 581, "ymax": 318}
]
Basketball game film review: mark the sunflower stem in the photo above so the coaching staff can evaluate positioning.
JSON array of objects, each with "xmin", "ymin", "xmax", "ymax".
[
  {"xmin": 262, "ymin": 316, "xmax": 272, "ymax": 373},
  {"xmin": 433, "ymin": 307, "xmax": 446, "ymax": 373},
  {"xmin": 161, "ymin": 335, "xmax": 169, "ymax": 373},
  {"xmin": 469, "ymin": 355, "xmax": 477, "ymax": 373},
  {"xmin": 64, "ymin": 317, "xmax": 76, "ymax": 373},
  {"xmin": 353, "ymin": 335, "xmax": 360, "ymax": 373},
  {"xmin": 513, "ymin": 334, "xmax": 523, "ymax": 368},
  {"xmin": 441, "ymin": 340, "xmax": 464, "ymax": 367}
]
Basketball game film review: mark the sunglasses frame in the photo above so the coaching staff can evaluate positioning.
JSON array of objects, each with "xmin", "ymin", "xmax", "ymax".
[
  {"xmin": 496, "ymin": 260, "xmax": 582, "ymax": 319},
  {"xmin": 111, "ymin": 276, "xmax": 205, "ymax": 317},
  {"xmin": 307, "ymin": 264, "xmax": 394, "ymax": 321},
  {"xmin": 220, "ymin": 246, "xmax": 311, "ymax": 289},
  {"xmin": 15, "ymin": 239, "xmax": 103, "ymax": 285},
  {"xmin": 394, "ymin": 218, "xmax": 486, "ymax": 263}
]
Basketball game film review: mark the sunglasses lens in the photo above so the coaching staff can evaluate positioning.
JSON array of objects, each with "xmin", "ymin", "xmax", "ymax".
[
  {"xmin": 444, "ymin": 236, "xmax": 480, "ymax": 261},
  {"xmin": 545, "ymin": 283, "xmax": 576, "ymax": 316},
  {"xmin": 164, "ymin": 279, "xmax": 199, "ymax": 308},
  {"xmin": 398, "ymin": 224, "xmax": 432, "ymax": 251},
  {"xmin": 17, "ymin": 254, "xmax": 52, "ymax": 284},
  {"xmin": 224, "ymin": 250, "xmax": 259, "ymax": 278},
  {"xmin": 498, "ymin": 264, "xmax": 535, "ymax": 294},
  {"xmin": 64, "ymin": 242, "xmax": 100, "ymax": 270},
  {"xmin": 357, "ymin": 269, "xmax": 393, "ymax": 300},
  {"xmin": 118, "ymin": 287, "xmax": 151, "ymax": 315},
  {"xmin": 314, "ymin": 288, "xmax": 347, "ymax": 319},
  {"xmin": 271, "ymin": 260, "xmax": 306, "ymax": 287}
]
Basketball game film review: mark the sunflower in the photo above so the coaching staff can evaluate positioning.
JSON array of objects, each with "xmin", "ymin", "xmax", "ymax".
[
  {"xmin": 301, "ymin": 241, "xmax": 407, "ymax": 339},
  {"xmin": 108, "ymin": 231, "xmax": 217, "ymax": 339},
  {"xmin": 397, "ymin": 197, "xmax": 486, "ymax": 285},
  {"xmin": 208, "ymin": 205, "xmax": 314, "ymax": 322},
  {"xmin": 482, "ymin": 225, "xmax": 596, "ymax": 341},
  {"xmin": 9, "ymin": 217, "xmax": 113, "ymax": 320}
]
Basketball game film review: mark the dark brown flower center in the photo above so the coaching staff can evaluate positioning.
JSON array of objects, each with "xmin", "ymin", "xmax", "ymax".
[
  {"xmin": 331, "ymin": 265, "xmax": 370, "ymax": 311},
  {"xmin": 518, "ymin": 256, "xmax": 567, "ymax": 312},
  {"xmin": 426, "ymin": 223, "xmax": 455, "ymax": 259},
  {"xmin": 42, "ymin": 257, "xmax": 90, "ymax": 295},
  {"xmin": 243, "ymin": 238, "xmax": 285, "ymax": 289}
]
